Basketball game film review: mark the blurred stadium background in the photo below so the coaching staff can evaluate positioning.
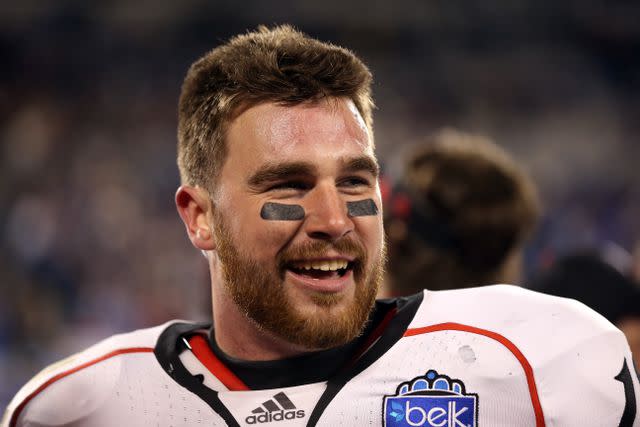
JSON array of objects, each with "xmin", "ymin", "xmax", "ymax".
[{"xmin": 1, "ymin": 0, "xmax": 639, "ymax": 409}]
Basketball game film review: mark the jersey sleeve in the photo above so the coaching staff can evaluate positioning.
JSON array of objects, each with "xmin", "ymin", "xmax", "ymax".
[
  {"xmin": 1, "ymin": 351, "xmax": 123, "ymax": 427},
  {"xmin": 532, "ymin": 298, "xmax": 640, "ymax": 426},
  {"xmin": 1, "ymin": 322, "xmax": 171, "ymax": 427}
]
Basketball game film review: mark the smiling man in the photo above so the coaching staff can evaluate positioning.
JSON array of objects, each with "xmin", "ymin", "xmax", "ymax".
[
  {"xmin": 191, "ymin": 99, "xmax": 385, "ymax": 357},
  {"xmin": 4, "ymin": 25, "xmax": 639, "ymax": 427}
]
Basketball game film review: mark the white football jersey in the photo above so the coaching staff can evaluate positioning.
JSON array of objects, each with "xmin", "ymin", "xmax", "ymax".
[{"xmin": 3, "ymin": 285, "xmax": 639, "ymax": 426}]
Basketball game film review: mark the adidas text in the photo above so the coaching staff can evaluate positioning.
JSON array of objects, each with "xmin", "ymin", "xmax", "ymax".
[{"xmin": 245, "ymin": 409, "xmax": 305, "ymax": 424}]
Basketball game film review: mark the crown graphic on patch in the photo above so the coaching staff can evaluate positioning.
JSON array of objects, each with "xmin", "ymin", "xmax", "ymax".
[
  {"xmin": 384, "ymin": 370, "xmax": 478, "ymax": 426},
  {"xmin": 396, "ymin": 370, "xmax": 467, "ymax": 396}
]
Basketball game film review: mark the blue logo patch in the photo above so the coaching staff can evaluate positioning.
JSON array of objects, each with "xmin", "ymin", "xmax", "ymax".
[{"xmin": 384, "ymin": 370, "xmax": 478, "ymax": 427}]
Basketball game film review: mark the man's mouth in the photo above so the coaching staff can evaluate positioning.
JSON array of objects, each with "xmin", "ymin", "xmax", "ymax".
[{"xmin": 287, "ymin": 259, "xmax": 354, "ymax": 280}]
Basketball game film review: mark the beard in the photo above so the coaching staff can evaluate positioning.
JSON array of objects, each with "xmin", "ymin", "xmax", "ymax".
[{"xmin": 213, "ymin": 212, "xmax": 385, "ymax": 350}]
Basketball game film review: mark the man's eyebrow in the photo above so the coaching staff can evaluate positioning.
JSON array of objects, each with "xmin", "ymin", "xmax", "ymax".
[
  {"xmin": 341, "ymin": 156, "xmax": 380, "ymax": 178},
  {"xmin": 247, "ymin": 162, "xmax": 316, "ymax": 187}
]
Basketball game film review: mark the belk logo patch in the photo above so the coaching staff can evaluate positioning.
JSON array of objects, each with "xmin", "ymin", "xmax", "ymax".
[{"xmin": 384, "ymin": 370, "xmax": 478, "ymax": 427}]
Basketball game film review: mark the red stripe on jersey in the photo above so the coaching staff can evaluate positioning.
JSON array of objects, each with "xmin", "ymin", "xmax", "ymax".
[
  {"xmin": 404, "ymin": 322, "xmax": 545, "ymax": 427},
  {"xmin": 188, "ymin": 334, "xmax": 250, "ymax": 391},
  {"xmin": 9, "ymin": 347, "xmax": 154, "ymax": 427}
]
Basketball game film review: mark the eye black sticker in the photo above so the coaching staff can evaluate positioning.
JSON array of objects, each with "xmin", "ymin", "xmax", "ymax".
[
  {"xmin": 261, "ymin": 199, "xmax": 378, "ymax": 221},
  {"xmin": 347, "ymin": 199, "xmax": 379, "ymax": 217},
  {"xmin": 260, "ymin": 202, "xmax": 305, "ymax": 221}
]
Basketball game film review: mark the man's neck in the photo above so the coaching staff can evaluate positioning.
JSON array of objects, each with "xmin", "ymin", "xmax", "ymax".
[
  {"xmin": 214, "ymin": 303, "xmax": 313, "ymax": 360},
  {"xmin": 210, "ymin": 274, "xmax": 314, "ymax": 361}
]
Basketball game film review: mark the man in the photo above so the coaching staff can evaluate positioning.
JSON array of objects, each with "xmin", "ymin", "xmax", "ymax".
[
  {"xmin": 383, "ymin": 129, "xmax": 540, "ymax": 296},
  {"xmin": 4, "ymin": 25, "xmax": 639, "ymax": 427}
]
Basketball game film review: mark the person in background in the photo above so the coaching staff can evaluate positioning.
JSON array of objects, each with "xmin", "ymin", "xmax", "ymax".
[
  {"xmin": 632, "ymin": 240, "xmax": 640, "ymax": 284},
  {"xmin": 383, "ymin": 129, "xmax": 540, "ymax": 296}
]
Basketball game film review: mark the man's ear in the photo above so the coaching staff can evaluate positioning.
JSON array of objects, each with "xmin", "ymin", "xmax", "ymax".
[{"xmin": 175, "ymin": 185, "xmax": 216, "ymax": 251}]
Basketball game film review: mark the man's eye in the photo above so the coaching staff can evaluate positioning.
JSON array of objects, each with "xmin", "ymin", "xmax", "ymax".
[
  {"xmin": 269, "ymin": 181, "xmax": 310, "ymax": 191},
  {"xmin": 340, "ymin": 177, "xmax": 371, "ymax": 187}
]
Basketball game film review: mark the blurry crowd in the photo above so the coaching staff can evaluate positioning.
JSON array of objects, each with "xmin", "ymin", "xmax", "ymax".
[{"xmin": 2, "ymin": 0, "xmax": 640, "ymax": 409}]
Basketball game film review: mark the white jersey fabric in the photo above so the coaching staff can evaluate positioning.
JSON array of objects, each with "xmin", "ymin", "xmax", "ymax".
[{"xmin": 3, "ymin": 285, "xmax": 639, "ymax": 426}]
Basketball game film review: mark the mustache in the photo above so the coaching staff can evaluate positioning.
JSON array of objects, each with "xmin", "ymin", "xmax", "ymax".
[{"xmin": 277, "ymin": 238, "xmax": 367, "ymax": 269}]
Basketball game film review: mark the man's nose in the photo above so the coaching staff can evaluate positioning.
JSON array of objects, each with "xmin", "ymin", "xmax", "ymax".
[{"xmin": 303, "ymin": 184, "xmax": 354, "ymax": 240}]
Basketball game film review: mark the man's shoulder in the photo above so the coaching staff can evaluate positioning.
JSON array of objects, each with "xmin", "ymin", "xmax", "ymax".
[
  {"xmin": 2, "ymin": 320, "xmax": 183, "ymax": 427},
  {"xmin": 403, "ymin": 285, "xmax": 638, "ymax": 424},
  {"xmin": 410, "ymin": 284, "xmax": 620, "ymax": 352},
  {"xmin": 419, "ymin": 283, "xmax": 612, "ymax": 322}
]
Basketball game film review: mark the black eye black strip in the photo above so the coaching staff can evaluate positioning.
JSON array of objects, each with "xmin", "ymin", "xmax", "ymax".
[
  {"xmin": 260, "ymin": 202, "xmax": 305, "ymax": 221},
  {"xmin": 261, "ymin": 199, "xmax": 378, "ymax": 221},
  {"xmin": 347, "ymin": 199, "xmax": 378, "ymax": 217}
]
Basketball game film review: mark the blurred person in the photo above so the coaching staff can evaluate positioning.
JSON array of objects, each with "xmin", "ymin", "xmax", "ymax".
[
  {"xmin": 4, "ymin": 25, "xmax": 639, "ymax": 427},
  {"xmin": 632, "ymin": 240, "xmax": 640, "ymax": 284},
  {"xmin": 383, "ymin": 129, "xmax": 540, "ymax": 296},
  {"xmin": 532, "ymin": 251, "xmax": 640, "ymax": 366}
]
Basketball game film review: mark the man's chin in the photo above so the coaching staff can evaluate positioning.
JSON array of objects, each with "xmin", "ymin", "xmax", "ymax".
[
  {"xmin": 269, "ymin": 287, "xmax": 375, "ymax": 350},
  {"xmin": 308, "ymin": 292, "xmax": 345, "ymax": 308},
  {"xmin": 284, "ymin": 279, "xmax": 359, "ymax": 317},
  {"xmin": 275, "ymin": 317, "xmax": 367, "ymax": 351}
]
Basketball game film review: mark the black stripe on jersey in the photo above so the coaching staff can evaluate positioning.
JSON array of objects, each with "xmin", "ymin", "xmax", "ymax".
[
  {"xmin": 615, "ymin": 358, "xmax": 637, "ymax": 427},
  {"xmin": 307, "ymin": 292, "xmax": 423, "ymax": 427},
  {"xmin": 154, "ymin": 322, "xmax": 241, "ymax": 427}
]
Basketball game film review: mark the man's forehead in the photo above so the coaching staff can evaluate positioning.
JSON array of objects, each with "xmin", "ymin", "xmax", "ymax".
[
  {"xmin": 345, "ymin": 99, "xmax": 369, "ymax": 137},
  {"xmin": 230, "ymin": 99, "xmax": 371, "ymax": 150}
]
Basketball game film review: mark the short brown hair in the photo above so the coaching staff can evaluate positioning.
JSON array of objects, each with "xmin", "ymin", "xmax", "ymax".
[
  {"xmin": 386, "ymin": 129, "xmax": 540, "ymax": 292},
  {"xmin": 177, "ymin": 25, "xmax": 374, "ymax": 190}
]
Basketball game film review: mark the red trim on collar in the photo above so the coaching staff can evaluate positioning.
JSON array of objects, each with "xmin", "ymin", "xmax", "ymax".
[{"xmin": 188, "ymin": 334, "xmax": 250, "ymax": 391}]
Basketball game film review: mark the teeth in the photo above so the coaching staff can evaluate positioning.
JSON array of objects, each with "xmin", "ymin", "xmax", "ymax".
[{"xmin": 294, "ymin": 260, "xmax": 349, "ymax": 271}]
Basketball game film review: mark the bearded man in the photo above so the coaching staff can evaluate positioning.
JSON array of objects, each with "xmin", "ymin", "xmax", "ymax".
[{"xmin": 5, "ymin": 25, "xmax": 639, "ymax": 427}]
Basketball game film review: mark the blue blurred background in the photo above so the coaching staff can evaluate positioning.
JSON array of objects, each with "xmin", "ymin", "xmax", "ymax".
[{"xmin": 1, "ymin": 0, "xmax": 639, "ymax": 409}]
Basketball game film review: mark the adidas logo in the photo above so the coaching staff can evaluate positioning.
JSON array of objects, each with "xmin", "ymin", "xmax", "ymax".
[{"xmin": 245, "ymin": 392, "xmax": 306, "ymax": 424}]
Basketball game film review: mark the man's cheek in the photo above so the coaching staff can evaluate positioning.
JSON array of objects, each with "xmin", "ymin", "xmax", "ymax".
[
  {"xmin": 360, "ymin": 218, "xmax": 385, "ymax": 258},
  {"xmin": 252, "ymin": 221, "xmax": 301, "ymax": 250}
]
